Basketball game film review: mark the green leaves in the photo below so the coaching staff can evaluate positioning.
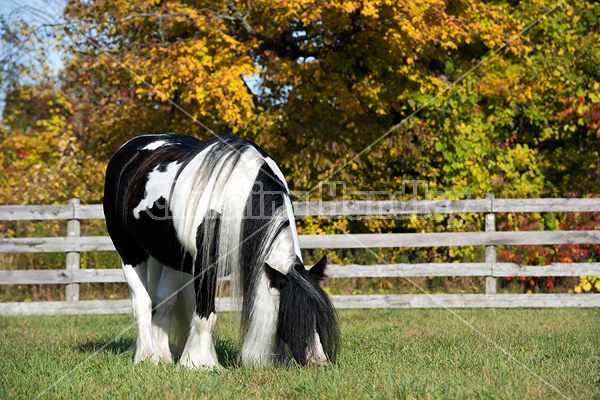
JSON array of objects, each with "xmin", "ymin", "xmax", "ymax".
[{"xmin": 2, "ymin": 0, "xmax": 599, "ymax": 206}]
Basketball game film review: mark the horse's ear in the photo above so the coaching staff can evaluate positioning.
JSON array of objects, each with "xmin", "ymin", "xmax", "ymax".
[
  {"xmin": 264, "ymin": 263, "xmax": 289, "ymax": 290},
  {"xmin": 309, "ymin": 255, "xmax": 328, "ymax": 282}
]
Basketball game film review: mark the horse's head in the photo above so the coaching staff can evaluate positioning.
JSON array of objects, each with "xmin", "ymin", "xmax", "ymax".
[{"xmin": 264, "ymin": 255, "xmax": 340, "ymax": 366}]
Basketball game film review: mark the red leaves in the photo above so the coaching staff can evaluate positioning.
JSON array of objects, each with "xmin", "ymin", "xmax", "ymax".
[
  {"xmin": 558, "ymin": 95, "xmax": 600, "ymax": 136},
  {"xmin": 119, "ymin": 88, "xmax": 134, "ymax": 99},
  {"xmin": 497, "ymin": 210, "xmax": 600, "ymax": 291},
  {"xmin": 15, "ymin": 149, "xmax": 29, "ymax": 159},
  {"xmin": 557, "ymin": 106, "xmax": 577, "ymax": 118}
]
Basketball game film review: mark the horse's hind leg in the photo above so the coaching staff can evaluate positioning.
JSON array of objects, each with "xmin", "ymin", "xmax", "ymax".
[
  {"xmin": 180, "ymin": 262, "xmax": 222, "ymax": 369},
  {"xmin": 150, "ymin": 259, "xmax": 182, "ymax": 364},
  {"xmin": 146, "ymin": 256, "xmax": 162, "ymax": 305},
  {"xmin": 122, "ymin": 260, "xmax": 159, "ymax": 364},
  {"xmin": 169, "ymin": 276, "xmax": 195, "ymax": 361}
]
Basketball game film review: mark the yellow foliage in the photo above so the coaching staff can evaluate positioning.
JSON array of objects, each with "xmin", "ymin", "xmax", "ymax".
[
  {"xmin": 1, "ymin": 87, "xmax": 105, "ymax": 204},
  {"xmin": 574, "ymin": 276, "xmax": 600, "ymax": 294}
]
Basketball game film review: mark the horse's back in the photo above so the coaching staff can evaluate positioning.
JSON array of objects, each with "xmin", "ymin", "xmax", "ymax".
[
  {"xmin": 103, "ymin": 134, "xmax": 206, "ymax": 270},
  {"xmin": 103, "ymin": 134, "xmax": 271, "ymax": 271}
]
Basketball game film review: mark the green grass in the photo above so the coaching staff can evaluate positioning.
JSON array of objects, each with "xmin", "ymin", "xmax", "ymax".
[{"xmin": 0, "ymin": 308, "xmax": 598, "ymax": 399}]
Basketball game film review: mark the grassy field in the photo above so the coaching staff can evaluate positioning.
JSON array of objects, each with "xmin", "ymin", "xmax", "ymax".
[{"xmin": 0, "ymin": 308, "xmax": 598, "ymax": 399}]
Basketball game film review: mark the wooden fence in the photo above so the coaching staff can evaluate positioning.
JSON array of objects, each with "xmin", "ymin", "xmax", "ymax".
[{"xmin": 1, "ymin": 196, "xmax": 600, "ymax": 315}]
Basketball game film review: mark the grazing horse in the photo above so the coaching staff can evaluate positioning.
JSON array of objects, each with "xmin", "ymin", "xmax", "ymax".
[{"xmin": 103, "ymin": 134, "xmax": 339, "ymax": 368}]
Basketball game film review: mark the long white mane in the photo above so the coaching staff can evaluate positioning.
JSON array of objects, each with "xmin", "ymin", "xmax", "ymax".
[{"xmin": 167, "ymin": 138, "xmax": 300, "ymax": 351}]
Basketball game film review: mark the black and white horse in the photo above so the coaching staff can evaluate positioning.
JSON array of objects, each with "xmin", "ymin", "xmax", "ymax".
[{"xmin": 103, "ymin": 134, "xmax": 339, "ymax": 368}]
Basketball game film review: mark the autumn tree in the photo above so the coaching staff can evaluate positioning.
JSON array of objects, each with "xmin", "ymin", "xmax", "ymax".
[
  {"xmin": 0, "ymin": 10, "xmax": 105, "ymax": 204},
  {"xmin": 56, "ymin": 0, "xmax": 546, "ymax": 194},
  {"xmin": 2, "ymin": 0, "xmax": 599, "ymax": 294},
  {"xmin": 2, "ymin": 0, "xmax": 599, "ymax": 202}
]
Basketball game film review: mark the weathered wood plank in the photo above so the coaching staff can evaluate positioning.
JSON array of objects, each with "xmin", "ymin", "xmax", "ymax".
[
  {"xmin": 0, "ymin": 204, "xmax": 105, "ymax": 221},
  {"xmin": 0, "ymin": 205, "xmax": 73, "ymax": 221},
  {"xmin": 493, "ymin": 198, "xmax": 600, "ymax": 213},
  {"xmin": 0, "ymin": 298, "xmax": 238, "ymax": 316},
  {"xmin": 326, "ymin": 262, "xmax": 600, "ymax": 278},
  {"xmin": 17, "ymin": 230, "xmax": 596, "ymax": 254},
  {"xmin": 2, "ymin": 198, "xmax": 599, "ymax": 222},
  {"xmin": 292, "ymin": 199, "xmax": 491, "ymax": 217},
  {"xmin": 2, "ymin": 294, "xmax": 598, "ymax": 315},
  {"xmin": 326, "ymin": 264, "xmax": 493, "ymax": 277},
  {"xmin": 2, "ymin": 230, "xmax": 600, "ymax": 253},
  {"xmin": 74, "ymin": 204, "xmax": 105, "ymax": 220},
  {"xmin": 0, "ymin": 236, "xmax": 115, "ymax": 253},
  {"xmin": 485, "ymin": 193, "xmax": 497, "ymax": 294},
  {"xmin": 2, "ymin": 262, "xmax": 597, "ymax": 285},
  {"xmin": 0, "ymin": 300, "xmax": 132, "ymax": 316},
  {"xmin": 66, "ymin": 199, "xmax": 81, "ymax": 302},
  {"xmin": 330, "ymin": 294, "xmax": 600, "ymax": 308},
  {"xmin": 72, "ymin": 269, "xmax": 125, "ymax": 283},
  {"xmin": 0, "ymin": 270, "xmax": 73, "ymax": 285},
  {"xmin": 299, "ymin": 230, "xmax": 600, "ymax": 249},
  {"xmin": 490, "ymin": 262, "xmax": 600, "ymax": 276},
  {"xmin": 0, "ymin": 269, "xmax": 125, "ymax": 284}
]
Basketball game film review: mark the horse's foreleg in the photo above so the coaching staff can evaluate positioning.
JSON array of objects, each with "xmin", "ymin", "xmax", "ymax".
[
  {"xmin": 122, "ymin": 261, "xmax": 159, "ymax": 364},
  {"xmin": 239, "ymin": 274, "xmax": 285, "ymax": 367},
  {"xmin": 180, "ymin": 312, "xmax": 221, "ymax": 369},
  {"xmin": 180, "ymin": 261, "xmax": 222, "ymax": 370}
]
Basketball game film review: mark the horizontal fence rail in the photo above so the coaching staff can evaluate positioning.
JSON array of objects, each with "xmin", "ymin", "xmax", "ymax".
[
  {"xmin": 293, "ymin": 198, "xmax": 600, "ymax": 216},
  {"xmin": 2, "ymin": 262, "xmax": 600, "ymax": 286},
  {"xmin": 3, "ymin": 198, "xmax": 600, "ymax": 221},
  {"xmin": 1, "ymin": 294, "xmax": 599, "ymax": 316},
  {"xmin": 2, "ymin": 230, "xmax": 600, "ymax": 253},
  {"xmin": 1, "ymin": 196, "xmax": 600, "ymax": 315}
]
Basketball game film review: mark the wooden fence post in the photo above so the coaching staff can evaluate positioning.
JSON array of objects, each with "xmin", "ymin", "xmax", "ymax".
[
  {"xmin": 66, "ymin": 198, "xmax": 80, "ymax": 302},
  {"xmin": 485, "ymin": 192, "xmax": 497, "ymax": 294}
]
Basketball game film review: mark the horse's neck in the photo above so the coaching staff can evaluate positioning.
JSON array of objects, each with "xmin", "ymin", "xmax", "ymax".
[{"xmin": 264, "ymin": 226, "xmax": 299, "ymax": 274}]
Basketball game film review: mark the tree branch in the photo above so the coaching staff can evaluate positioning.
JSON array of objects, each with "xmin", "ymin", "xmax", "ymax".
[
  {"xmin": 70, "ymin": 5, "xmax": 331, "ymax": 61},
  {"xmin": 79, "ymin": 12, "xmax": 194, "ymax": 26}
]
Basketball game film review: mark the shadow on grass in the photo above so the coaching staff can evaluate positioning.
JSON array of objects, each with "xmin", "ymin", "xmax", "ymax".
[
  {"xmin": 75, "ymin": 335, "xmax": 239, "ymax": 367},
  {"xmin": 75, "ymin": 335, "xmax": 135, "ymax": 357},
  {"xmin": 215, "ymin": 337, "xmax": 239, "ymax": 368}
]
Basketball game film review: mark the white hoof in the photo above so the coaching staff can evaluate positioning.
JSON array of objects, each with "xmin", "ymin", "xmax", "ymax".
[
  {"xmin": 179, "ymin": 313, "xmax": 222, "ymax": 370},
  {"xmin": 180, "ymin": 357, "xmax": 224, "ymax": 371},
  {"xmin": 134, "ymin": 345, "xmax": 160, "ymax": 365}
]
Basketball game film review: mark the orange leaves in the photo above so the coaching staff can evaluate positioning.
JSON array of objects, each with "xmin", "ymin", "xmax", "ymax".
[
  {"xmin": 338, "ymin": 2, "xmax": 361, "ymax": 15},
  {"xmin": 6, "ymin": 0, "xmax": 594, "ymax": 208}
]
